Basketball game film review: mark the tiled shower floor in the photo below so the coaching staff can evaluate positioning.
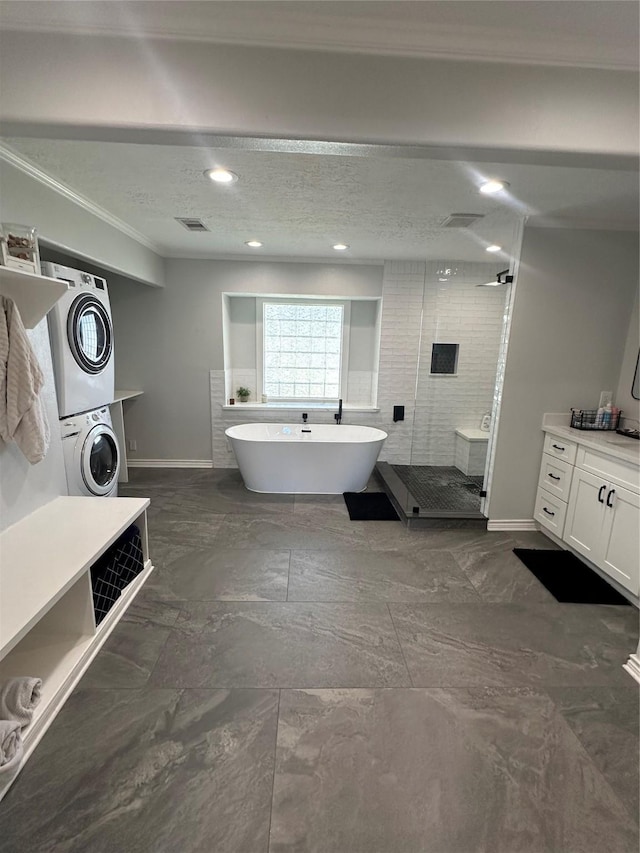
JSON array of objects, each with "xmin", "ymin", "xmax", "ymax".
[
  {"xmin": 391, "ymin": 465, "xmax": 484, "ymax": 512},
  {"xmin": 0, "ymin": 468, "xmax": 638, "ymax": 852}
]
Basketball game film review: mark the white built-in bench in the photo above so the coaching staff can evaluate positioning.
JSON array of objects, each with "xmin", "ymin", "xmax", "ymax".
[
  {"xmin": 0, "ymin": 496, "xmax": 152, "ymax": 799},
  {"xmin": 454, "ymin": 428, "xmax": 489, "ymax": 476}
]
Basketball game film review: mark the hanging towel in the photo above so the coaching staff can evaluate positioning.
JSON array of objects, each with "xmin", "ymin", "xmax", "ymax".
[
  {"xmin": 0, "ymin": 295, "xmax": 50, "ymax": 464},
  {"xmin": 0, "ymin": 720, "xmax": 23, "ymax": 783},
  {"xmin": 0, "ymin": 677, "xmax": 42, "ymax": 728}
]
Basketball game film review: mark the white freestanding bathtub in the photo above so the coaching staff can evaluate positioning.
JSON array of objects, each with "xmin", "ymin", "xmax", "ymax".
[{"xmin": 225, "ymin": 423, "xmax": 388, "ymax": 494}]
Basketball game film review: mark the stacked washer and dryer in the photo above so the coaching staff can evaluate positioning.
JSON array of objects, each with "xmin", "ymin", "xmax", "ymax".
[{"xmin": 42, "ymin": 262, "xmax": 120, "ymax": 497}]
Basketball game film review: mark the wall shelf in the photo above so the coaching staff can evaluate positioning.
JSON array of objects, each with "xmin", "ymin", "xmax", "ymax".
[{"xmin": 0, "ymin": 265, "xmax": 67, "ymax": 328}]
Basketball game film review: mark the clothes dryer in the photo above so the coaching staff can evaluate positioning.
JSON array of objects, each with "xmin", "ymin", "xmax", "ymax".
[
  {"xmin": 61, "ymin": 406, "xmax": 120, "ymax": 497},
  {"xmin": 42, "ymin": 262, "xmax": 115, "ymax": 417}
]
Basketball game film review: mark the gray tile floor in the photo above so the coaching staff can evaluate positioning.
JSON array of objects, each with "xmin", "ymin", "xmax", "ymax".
[{"xmin": 1, "ymin": 468, "xmax": 638, "ymax": 853}]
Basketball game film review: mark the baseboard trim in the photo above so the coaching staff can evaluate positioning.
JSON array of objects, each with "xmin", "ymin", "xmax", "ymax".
[
  {"xmin": 128, "ymin": 459, "xmax": 213, "ymax": 469},
  {"xmin": 487, "ymin": 519, "xmax": 537, "ymax": 532},
  {"xmin": 623, "ymin": 654, "xmax": 640, "ymax": 685}
]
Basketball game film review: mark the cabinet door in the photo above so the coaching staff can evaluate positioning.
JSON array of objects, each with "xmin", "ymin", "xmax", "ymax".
[
  {"xmin": 600, "ymin": 485, "xmax": 640, "ymax": 595},
  {"xmin": 564, "ymin": 468, "xmax": 607, "ymax": 563}
]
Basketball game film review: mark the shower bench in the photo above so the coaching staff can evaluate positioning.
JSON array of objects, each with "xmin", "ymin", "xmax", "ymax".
[{"xmin": 0, "ymin": 496, "xmax": 153, "ymax": 799}]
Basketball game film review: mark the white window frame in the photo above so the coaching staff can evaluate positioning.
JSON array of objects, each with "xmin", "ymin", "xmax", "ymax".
[{"xmin": 256, "ymin": 297, "xmax": 351, "ymax": 403}]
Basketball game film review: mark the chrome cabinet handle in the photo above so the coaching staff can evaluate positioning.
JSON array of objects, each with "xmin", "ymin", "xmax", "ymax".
[
  {"xmin": 552, "ymin": 444, "xmax": 565, "ymax": 451},
  {"xmin": 548, "ymin": 473, "xmax": 560, "ymax": 480},
  {"xmin": 542, "ymin": 507, "xmax": 555, "ymax": 517},
  {"xmin": 598, "ymin": 485, "xmax": 606, "ymax": 503},
  {"xmin": 606, "ymin": 489, "xmax": 616, "ymax": 508}
]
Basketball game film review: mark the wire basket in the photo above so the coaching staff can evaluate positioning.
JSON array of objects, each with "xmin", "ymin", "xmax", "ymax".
[{"xmin": 570, "ymin": 408, "xmax": 621, "ymax": 431}]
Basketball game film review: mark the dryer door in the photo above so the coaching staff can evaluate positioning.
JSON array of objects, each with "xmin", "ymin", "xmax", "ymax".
[
  {"xmin": 81, "ymin": 425, "xmax": 120, "ymax": 495},
  {"xmin": 67, "ymin": 293, "xmax": 113, "ymax": 374}
]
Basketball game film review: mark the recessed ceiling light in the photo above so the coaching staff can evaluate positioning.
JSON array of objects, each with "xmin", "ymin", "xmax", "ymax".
[
  {"xmin": 485, "ymin": 244, "xmax": 502, "ymax": 253},
  {"xmin": 245, "ymin": 240, "xmax": 263, "ymax": 248},
  {"xmin": 333, "ymin": 243, "xmax": 349, "ymax": 251},
  {"xmin": 479, "ymin": 180, "xmax": 509, "ymax": 195},
  {"xmin": 204, "ymin": 168, "xmax": 238, "ymax": 184}
]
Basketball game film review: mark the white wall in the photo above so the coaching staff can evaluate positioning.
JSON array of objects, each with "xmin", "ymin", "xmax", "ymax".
[
  {"xmin": 109, "ymin": 259, "xmax": 384, "ymax": 462},
  {"xmin": 411, "ymin": 263, "xmax": 506, "ymax": 465},
  {"xmin": 488, "ymin": 226, "xmax": 638, "ymax": 522},
  {"xmin": 0, "ymin": 160, "xmax": 165, "ymax": 288},
  {"xmin": 616, "ymin": 286, "xmax": 640, "ymax": 426},
  {"xmin": 0, "ymin": 31, "xmax": 637, "ymax": 162},
  {"xmin": 0, "ymin": 319, "xmax": 67, "ymax": 531}
]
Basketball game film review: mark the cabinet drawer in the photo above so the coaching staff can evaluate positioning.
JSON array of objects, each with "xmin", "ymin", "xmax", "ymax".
[
  {"xmin": 534, "ymin": 487, "xmax": 568, "ymax": 537},
  {"xmin": 538, "ymin": 453, "xmax": 573, "ymax": 502},
  {"xmin": 576, "ymin": 447, "xmax": 640, "ymax": 494},
  {"xmin": 543, "ymin": 433, "xmax": 577, "ymax": 465}
]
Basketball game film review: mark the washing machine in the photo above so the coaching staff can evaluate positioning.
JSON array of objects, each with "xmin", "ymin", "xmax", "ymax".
[
  {"xmin": 42, "ymin": 262, "xmax": 115, "ymax": 417},
  {"xmin": 61, "ymin": 406, "xmax": 120, "ymax": 497}
]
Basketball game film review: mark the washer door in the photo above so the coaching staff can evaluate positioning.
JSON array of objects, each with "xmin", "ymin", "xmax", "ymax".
[
  {"xmin": 81, "ymin": 425, "xmax": 119, "ymax": 495},
  {"xmin": 67, "ymin": 293, "xmax": 113, "ymax": 374}
]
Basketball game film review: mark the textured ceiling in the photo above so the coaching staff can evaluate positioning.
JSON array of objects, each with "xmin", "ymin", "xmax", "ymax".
[{"xmin": 3, "ymin": 138, "xmax": 638, "ymax": 262}]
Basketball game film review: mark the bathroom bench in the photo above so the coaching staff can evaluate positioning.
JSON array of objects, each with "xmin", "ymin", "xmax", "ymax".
[{"xmin": 0, "ymin": 496, "xmax": 153, "ymax": 799}]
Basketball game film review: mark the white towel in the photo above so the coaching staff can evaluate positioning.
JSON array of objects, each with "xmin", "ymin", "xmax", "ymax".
[
  {"xmin": 0, "ymin": 677, "xmax": 42, "ymax": 728},
  {"xmin": 0, "ymin": 295, "xmax": 50, "ymax": 464},
  {"xmin": 0, "ymin": 719, "xmax": 23, "ymax": 774}
]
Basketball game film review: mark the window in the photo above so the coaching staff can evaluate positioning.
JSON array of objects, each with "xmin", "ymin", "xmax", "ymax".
[{"xmin": 262, "ymin": 302, "xmax": 346, "ymax": 400}]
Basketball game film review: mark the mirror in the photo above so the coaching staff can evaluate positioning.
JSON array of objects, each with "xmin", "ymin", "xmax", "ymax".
[{"xmin": 632, "ymin": 349, "xmax": 640, "ymax": 400}]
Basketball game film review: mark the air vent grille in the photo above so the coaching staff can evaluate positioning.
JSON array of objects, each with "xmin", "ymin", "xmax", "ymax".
[
  {"xmin": 440, "ymin": 213, "xmax": 485, "ymax": 228},
  {"xmin": 175, "ymin": 217, "xmax": 210, "ymax": 232}
]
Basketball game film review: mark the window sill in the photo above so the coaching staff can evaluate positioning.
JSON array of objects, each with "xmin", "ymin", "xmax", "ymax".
[{"xmin": 222, "ymin": 403, "xmax": 380, "ymax": 413}]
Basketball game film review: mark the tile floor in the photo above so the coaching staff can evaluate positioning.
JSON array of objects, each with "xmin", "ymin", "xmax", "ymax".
[{"xmin": 1, "ymin": 469, "xmax": 638, "ymax": 853}]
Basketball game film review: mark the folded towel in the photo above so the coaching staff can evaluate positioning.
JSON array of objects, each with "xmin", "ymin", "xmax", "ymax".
[
  {"xmin": 0, "ymin": 296, "xmax": 50, "ymax": 464},
  {"xmin": 0, "ymin": 677, "xmax": 42, "ymax": 728},
  {"xmin": 0, "ymin": 719, "xmax": 23, "ymax": 773}
]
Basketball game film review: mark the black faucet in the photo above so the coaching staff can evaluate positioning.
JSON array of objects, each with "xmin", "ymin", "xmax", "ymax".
[
  {"xmin": 302, "ymin": 413, "xmax": 308, "ymax": 423},
  {"xmin": 334, "ymin": 399, "xmax": 343, "ymax": 424}
]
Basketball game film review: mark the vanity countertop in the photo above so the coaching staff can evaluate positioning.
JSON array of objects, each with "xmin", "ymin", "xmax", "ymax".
[{"xmin": 542, "ymin": 419, "xmax": 640, "ymax": 467}]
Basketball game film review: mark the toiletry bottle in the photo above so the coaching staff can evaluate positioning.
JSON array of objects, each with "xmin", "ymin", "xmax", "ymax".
[
  {"xmin": 596, "ymin": 406, "xmax": 605, "ymax": 428},
  {"xmin": 602, "ymin": 403, "xmax": 613, "ymax": 428}
]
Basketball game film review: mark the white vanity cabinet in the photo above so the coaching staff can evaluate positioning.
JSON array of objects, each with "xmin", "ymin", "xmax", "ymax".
[{"xmin": 536, "ymin": 423, "xmax": 640, "ymax": 598}]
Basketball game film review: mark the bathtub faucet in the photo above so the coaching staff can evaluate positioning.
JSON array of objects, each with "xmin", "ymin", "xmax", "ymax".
[
  {"xmin": 302, "ymin": 412, "xmax": 308, "ymax": 423},
  {"xmin": 334, "ymin": 399, "xmax": 343, "ymax": 424}
]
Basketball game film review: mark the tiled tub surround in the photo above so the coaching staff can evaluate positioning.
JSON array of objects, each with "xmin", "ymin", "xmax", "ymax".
[
  {"xmin": 1, "ymin": 468, "xmax": 638, "ymax": 853},
  {"xmin": 212, "ymin": 261, "xmax": 506, "ymax": 469}
]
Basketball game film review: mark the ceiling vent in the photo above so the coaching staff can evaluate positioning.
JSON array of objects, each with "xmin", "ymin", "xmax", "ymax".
[
  {"xmin": 440, "ymin": 213, "xmax": 485, "ymax": 228},
  {"xmin": 175, "ymin": 217, "xmax": 210, "ymax": 232}
]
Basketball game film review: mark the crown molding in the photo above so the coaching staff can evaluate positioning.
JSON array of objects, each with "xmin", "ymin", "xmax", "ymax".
[{"xmin": 0, "ymin": 143, "xmax": 162, "ymax": 254}]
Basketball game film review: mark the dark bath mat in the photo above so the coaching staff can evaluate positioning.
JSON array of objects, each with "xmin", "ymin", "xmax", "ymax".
[
  {"xmin": 343, "ymin": 492, "xmax": 400, "ymax": 521},
  {"xmin": 513, "ymin": 548, "xmax": 631, "ymax": 605}
]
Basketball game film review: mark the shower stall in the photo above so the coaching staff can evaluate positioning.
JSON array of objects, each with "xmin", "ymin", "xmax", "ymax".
[{"xmin": 376, "ymin": 256, "xmax": 516, "ymax": 525}]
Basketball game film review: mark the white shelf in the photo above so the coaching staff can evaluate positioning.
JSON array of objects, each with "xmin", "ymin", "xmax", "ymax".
[
  {"xmin": 0, "ymin": 496, "xmax": 153, "ymax": 801},
  {"xmin": 0, "ymin": 495, "xmax": 150, "ymax": 659},
  {"xmin": 0, "ymin": 266, "xmax": 67, "ymax": 329},
  {"xmin": 113, "ymin": 389, "xmax": 144, "ymax": 404},
  {"xmin": 0, "ymin": 560, "xmax": 153, "ymax": 763}
]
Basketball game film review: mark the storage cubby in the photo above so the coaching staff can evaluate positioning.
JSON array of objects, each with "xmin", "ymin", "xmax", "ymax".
[{"xmin": 0, "ymin": 496, "xmax": 153, "ymax": 799}]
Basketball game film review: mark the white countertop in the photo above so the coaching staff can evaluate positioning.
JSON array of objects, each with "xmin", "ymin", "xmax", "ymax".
[
  {"xmin": 113, "ymin": 389, "xmax": 144, "ymax": 403},
  {"xmin": 542, "ymin": 416, "xmax": 640, "ymax": 466}
]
